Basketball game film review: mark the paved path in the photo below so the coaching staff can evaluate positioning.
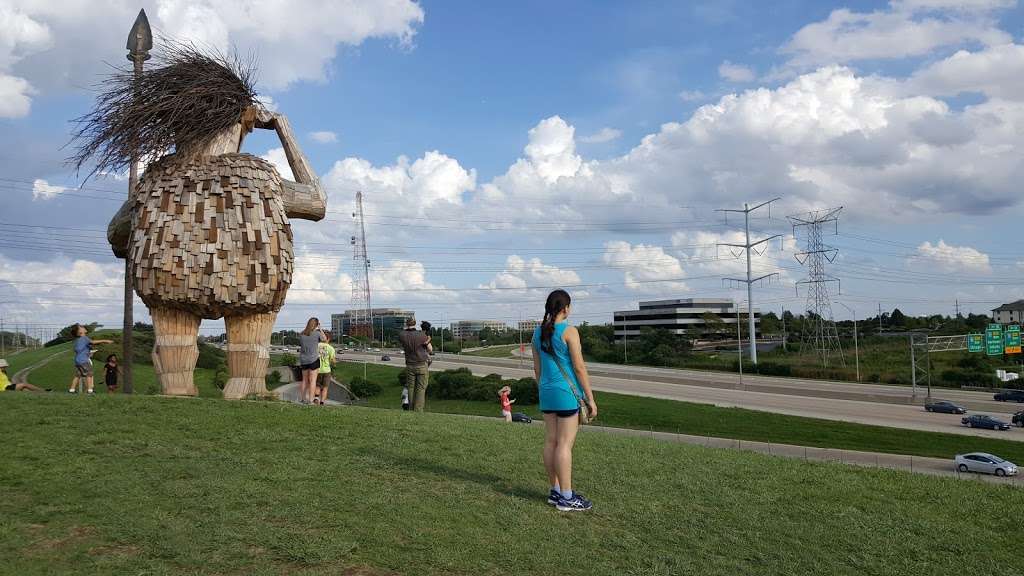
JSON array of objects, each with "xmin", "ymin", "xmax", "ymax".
[
  {"xmin": 344, "ymin": 352, "xmax": 1023, "ymax": 440},
  {"xmin": 13, "ymin": 349, "xmax": 67, "ymax": 385}
]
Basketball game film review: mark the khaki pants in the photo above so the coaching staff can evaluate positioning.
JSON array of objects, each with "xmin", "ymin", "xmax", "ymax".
[{"xmin": 405, "ymin": 364, "xmax": 429, "ymax": 412}]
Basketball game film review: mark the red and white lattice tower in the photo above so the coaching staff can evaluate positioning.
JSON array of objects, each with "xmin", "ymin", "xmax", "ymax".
[{"xmin": 349, "ymin": 191, "xmax": 374, "ymax": 339}]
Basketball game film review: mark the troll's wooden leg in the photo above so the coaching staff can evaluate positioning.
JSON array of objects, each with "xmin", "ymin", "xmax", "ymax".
[
  {"xmin": 223, "ymin": 312, "xmax": 276, "ymax": 400},
  {"xmin": 150, "ymin": 307, "xmax": 201, "ymax": 396}
]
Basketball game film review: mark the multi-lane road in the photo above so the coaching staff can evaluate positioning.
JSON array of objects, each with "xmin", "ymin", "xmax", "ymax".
[{"xmin": 341, "ymin": 350, "xmax": 1023, "ymax": 440}]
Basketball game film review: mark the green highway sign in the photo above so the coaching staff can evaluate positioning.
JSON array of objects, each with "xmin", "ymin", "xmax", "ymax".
[
  {"xmin": 967, "ymin": 333, "xmax": 984, "ymax": 353},
  {"xmin": 986, "ymin": 324, "xmax": 1004, "ymax": 356},
  {"xmin": 1005, "ymin": 324, "xmax": 1021, "ymax": 355}
]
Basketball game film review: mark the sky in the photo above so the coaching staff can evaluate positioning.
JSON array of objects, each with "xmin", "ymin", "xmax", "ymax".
[{"xmin": 1, "ymin": 0, "xmax": 1023, "ymax": 338}]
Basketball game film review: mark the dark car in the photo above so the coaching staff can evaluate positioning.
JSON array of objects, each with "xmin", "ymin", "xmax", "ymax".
[
  {"xmin": 962, "ymin": 414, "xmax": 1011, "ymax": 430},
  {"xmin": 1013, "ymin": 411, "xmax": 1024, "ymax": 427},
  {"xmin": 993, "ymin": 390, "xmax": 1024, "ymax": 402},
  {"xmin": 924, "ymin": 400, "xmax": 966, "ymax": 414},
  {"xmin": 381, "ymin": 355, "xmax": 391, "ymax": 361}
]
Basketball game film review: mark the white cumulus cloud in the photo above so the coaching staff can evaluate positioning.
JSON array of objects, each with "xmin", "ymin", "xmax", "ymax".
[
  {"xmin": 913, "ymin": 239, "xmax": 991, "ymax": 273},
  {"xmin": 781, "ymin": 1, "xmax": 1011, "ymax": 69},
  {"xmin": 260, "ymin": 148, "xmax": 295, "ymax": 181},
  {"xmin": 309, "ymin": 130, "xmax": 338, "ymax": 144},
  {"xmin": 603, "ymin": 241, "xmax": 688, "ymax": 293},
  {"xmin": 718, "ymin": 60, "xmax": 755, "ymax": 82},
  {"xmin": 579, "ymin": 127, "xmax": 622, "ymax": 144},
  {"xmin": 481, "ymin": 256, "xmax": 581, "ymax": 290},
  {"xmin": 31, "ymin": 178, "xmax": 68, "ymax": 200}
]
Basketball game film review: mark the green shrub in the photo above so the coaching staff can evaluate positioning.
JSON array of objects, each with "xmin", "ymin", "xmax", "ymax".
[
  {"xmin": 429, "ymin": 369, "xmax": 533, "ymax": 403},
  {"xmin": 754, "ymin": 362, "xmax": 791, "ymax": 377},
  {"xmin": 212, "ymin": 363, "xmax": 229, "ymax": 390},
  {"xmin": 280, "ymin": 353, "xmax": 297, "ymax": 367},
  {"xmin": 510, "ymin": 377, "xmax": 539, "ymax": 404},
  {"xmin": 939, "ymin": 369, "xmax": 999, "ymax": 388},
  {"xmin": 265, "ymin": 370, "xmax": 282, "ymax": 389},
  {"xmin": 349, "ymin": 376, "xmax": 382, "ymax": 398}
]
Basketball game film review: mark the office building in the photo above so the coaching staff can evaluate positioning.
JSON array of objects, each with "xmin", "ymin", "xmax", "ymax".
[
  {"xmin": 613, "ymin": 298, "xmax": 759, "ymax": 339},
  {"xmin": 332, "ymin": 308, "xmax": 416, "ymax": 339},
  {"xmin": 451, "ymin": 320, "xmax": 510, "ymax": 339}
]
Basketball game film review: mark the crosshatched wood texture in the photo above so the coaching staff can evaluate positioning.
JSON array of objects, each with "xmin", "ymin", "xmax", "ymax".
[{"xmin": 130, "ymin": 153, "xmax": 293, "ymax": 319}]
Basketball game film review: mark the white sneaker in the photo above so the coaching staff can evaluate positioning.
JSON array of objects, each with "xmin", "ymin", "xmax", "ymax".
[{"xmin": 86, "ymin": 389, "xmax": 94, "ymax": 395}]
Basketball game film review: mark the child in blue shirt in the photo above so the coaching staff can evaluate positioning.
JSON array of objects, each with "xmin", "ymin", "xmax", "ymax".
[{"xmin": 69, "ymin": 324, "xmax": 112, "ymax": 394}]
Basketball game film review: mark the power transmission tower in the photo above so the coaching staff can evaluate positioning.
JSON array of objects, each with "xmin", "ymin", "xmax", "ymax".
[
  {"xmin": 788, "ymin": 207, "xmax": 845, "ymax": 367},
  {"xmin": 717, "ymin": 198, "xmax": 782, "ymax": 365},
  {"xmin": 349, "ymin": 191, "xmax": 374, "ymax": 340}
]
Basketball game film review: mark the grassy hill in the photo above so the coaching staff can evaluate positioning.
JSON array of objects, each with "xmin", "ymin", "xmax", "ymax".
[
  {"xmin": 337, "ymin": 361, "xmax": 1024, "ymax": 464},
  {"xmin": 1, "ymin": 394, "xmax": 1019, "ymax": 575}
]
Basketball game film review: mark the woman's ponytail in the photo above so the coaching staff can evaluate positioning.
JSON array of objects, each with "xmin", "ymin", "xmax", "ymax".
[{"xmin": 539, "ymin": 289, "xmax": 571, "ymax": 355}]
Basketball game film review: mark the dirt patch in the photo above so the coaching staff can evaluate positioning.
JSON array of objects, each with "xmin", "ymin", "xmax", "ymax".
[
  {"xmin": 88, "ymin": 543, "xmax": 141, "ymax": 557},
  {"xmin": 23, "ymin": 525, "xmax": 97, "ymax": 557},
  {"xmin": 343, "ymin": 566, "xmax": 400, "ymax": 576}
]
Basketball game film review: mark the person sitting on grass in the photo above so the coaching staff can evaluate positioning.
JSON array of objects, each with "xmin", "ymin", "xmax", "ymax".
[
  {"xmin": 499, "ymin": 385, "xmax": 515, "ymax": 423},
  {"xmin": 69, "ymin": 324, "xmax": 113, "ymax": 395},
  {"xmin": 103, "ymin": 354, "xmax": 121, "ymax": 394},
  {"xmin": 0, "ymin": 359, "xmax": 47, "ymax": 392}
]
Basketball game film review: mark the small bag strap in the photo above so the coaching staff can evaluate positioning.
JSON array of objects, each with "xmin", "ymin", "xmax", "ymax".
[{"xmin": 552, "ymin": 354, "xmax": 585, "ymax": 408}]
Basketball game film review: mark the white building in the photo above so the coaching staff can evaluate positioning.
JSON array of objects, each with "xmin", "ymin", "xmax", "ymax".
[
  {"xmin": 451, "ymin": 320, "xmax": 510, "ymax": 339},
  {"xmin": 613, "ymin": 298, "xmax": 759, "ymax": 339},
  {"xmin": 517, "ymin": 319, "xmax": 541, "ymax": 333},
  {"xmin": 992, "ymin": 300, "xmax": 1024, "ymax": 324}
]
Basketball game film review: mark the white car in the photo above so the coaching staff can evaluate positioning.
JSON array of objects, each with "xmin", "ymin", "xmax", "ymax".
[{"xmin": 954, "ymin": 452, "xmax": 1018, "ymax": 477}]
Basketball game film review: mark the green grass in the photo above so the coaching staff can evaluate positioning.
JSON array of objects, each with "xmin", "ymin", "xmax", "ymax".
[
  {"xmin": 27, "ymin": 357, "xmax": 220, "ymax": 398},
  {"xmin": 661, "ymin": 336, "xmax": 1024, "ymax": 387},
  {"xmin": 333, "ymin": 361, "xmax": 1024, "ymax": 463},
  {"xmin": 462, "ymin": 344, "xmax": 522, "ymax": 358},
  {"xmin": 1, "ymin": 394, "xmax": 1020, "ymax": 575},
  {"xmin": 4, "ymin": 340, "xmax": 76, "ymax": 375}
]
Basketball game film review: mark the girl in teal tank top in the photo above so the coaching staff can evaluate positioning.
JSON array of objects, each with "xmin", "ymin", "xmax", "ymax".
[
  {"xmin": 532, "ymin": 321, "xmax": 583, "ymax": 411},
  {"xmin": 531, "ymin": 289, "xmax": 597, "ymax": 512}
]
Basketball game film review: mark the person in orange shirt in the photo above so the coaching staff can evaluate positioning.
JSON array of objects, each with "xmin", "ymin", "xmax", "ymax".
[{"xmin": 498, "ymin": 385, "xmax": 515, "ymax": 423}]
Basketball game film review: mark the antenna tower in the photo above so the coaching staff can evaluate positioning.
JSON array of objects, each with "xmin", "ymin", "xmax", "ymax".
[
  {"xmin": 349, "ymin": 191, "xmax": 374, "ymax": 340},
  {"xmin": 788, "ymin": 207, "xmax": 845, "ymax": 367}
]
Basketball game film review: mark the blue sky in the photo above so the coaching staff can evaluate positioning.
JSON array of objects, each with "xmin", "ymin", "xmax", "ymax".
[{"xmin": 1, "ymin": 0, "xmax": 1023, "ymax": 337}]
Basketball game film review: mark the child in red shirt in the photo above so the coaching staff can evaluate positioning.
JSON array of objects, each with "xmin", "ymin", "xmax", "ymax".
[{"xmin": 499, "ymin": 385, "xmax": 515, "ymax": 422}]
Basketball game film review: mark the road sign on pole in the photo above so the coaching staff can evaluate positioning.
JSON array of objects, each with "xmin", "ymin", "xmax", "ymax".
[
  {"xmin": 986, "ymin": 324, "xmax": 1004, "ymax": 356},
  {"xmin": 1004, "ymin": 324, "xmax": 1021, "ymax": 354},
  {"xmin": 967, "ymin": 333, "xmax": 984, "ymax": 353}
]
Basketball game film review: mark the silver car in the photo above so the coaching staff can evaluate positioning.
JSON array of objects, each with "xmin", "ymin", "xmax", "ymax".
[{"xmin": 954, "ymin": 452, "xmax": 1018, "ymax": 477}]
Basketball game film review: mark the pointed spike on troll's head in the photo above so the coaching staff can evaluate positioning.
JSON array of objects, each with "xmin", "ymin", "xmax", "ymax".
[{"xmin": 69, "ymin": 41, "xmax": 263, "ymax": 179}]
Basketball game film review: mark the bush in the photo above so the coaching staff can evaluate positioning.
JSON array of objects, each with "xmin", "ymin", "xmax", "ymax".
[
  {"xmin": 510, "ymin": 377, "xmax": 539, "ymax": 405},
  {"xmin": 280, "ymin": 353, "xmax": 297, "ymax": 367},
  {"xmin": 429, "ymin": 368, "xmax": 528, "ymax": 403},
  {"xmin": 753, "ymin": 362, "xmax": 791, "ymax": 377},
  {"xmin": 212, "ymin": 363, "xmax": 229, "ymax": 390},
  {"xmin": 265, "ymin": 370, "xmax": 282, "ymax": 389},
  {"xmin": 349, "ymin": 376, "xmax": 382, "ymax": 398},
  {"xmin": 939, "ymin": 369, "xmax": 999, "ymax": 388}
]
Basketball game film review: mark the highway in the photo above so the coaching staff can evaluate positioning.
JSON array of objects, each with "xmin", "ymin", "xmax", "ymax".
[{"xmin": 340, "ymin": 350, "xmax": 1023, "ymax": 441}]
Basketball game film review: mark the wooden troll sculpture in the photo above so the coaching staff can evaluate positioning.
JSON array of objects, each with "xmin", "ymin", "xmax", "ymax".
[{"xmin": 72, "ymin": 45, "xmax": 325, "ymax": 398}]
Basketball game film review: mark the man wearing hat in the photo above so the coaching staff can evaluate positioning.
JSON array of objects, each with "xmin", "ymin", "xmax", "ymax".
[
  {"xmin": 397, "ymin": 317, "xmax": 432, "ymax": 411},
  {"xmin": 0, "ymin": 359, "xmax": 47, "ymax": 392}
]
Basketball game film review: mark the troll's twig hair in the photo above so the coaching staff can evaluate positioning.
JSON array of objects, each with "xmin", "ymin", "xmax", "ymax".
[{"xmin": 69, "ymin": 41, "xmax": 261, "ymax": 179}]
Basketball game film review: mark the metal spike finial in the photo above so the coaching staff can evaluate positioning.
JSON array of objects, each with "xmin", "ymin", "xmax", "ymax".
[{"xmin": 126, "ymin": 9, "xmax": 153, "ymax": 57}]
